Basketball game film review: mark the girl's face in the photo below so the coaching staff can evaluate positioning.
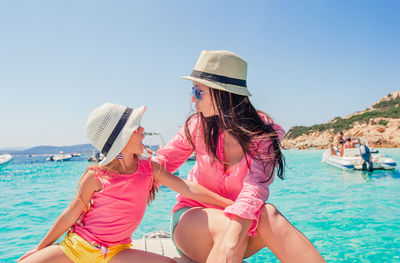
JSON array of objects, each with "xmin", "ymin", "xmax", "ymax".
[
  {"xmin": 192, "ymin": 82, "xmax": 217, "ymax": 117},
  {"xmin": 121, "ymin": 126, "xmax": 145, "ymax": 154}
]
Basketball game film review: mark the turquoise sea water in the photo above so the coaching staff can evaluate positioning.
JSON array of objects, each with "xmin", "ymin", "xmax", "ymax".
[{"xmin": 1, "ymin": 149, "xmax": 400, "ymax": 262}]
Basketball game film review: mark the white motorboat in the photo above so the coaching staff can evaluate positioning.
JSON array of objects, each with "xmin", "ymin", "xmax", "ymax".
[
  {"xmin": 88, "ymin": 150, "xmax": 104, "ymax": 162},
  {"xmin": 47, "ymin": 151, "xmax": 72, "ymax": 162},
  {"xmin": 0, "ymin": 154, "xmax": 13, "ymax": 169},
  {"xmin": 322, "ymin": 147, "xmax": 396, "ymax": 170}
]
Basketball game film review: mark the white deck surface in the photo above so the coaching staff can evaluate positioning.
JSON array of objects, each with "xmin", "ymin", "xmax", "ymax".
[
  {"xmin": 133, "ymin": 231, "xmax": 249, "ymax": 263},
  {"xmin": 133, "ymin": 231, "xmax": 195, "ymax": 263}
]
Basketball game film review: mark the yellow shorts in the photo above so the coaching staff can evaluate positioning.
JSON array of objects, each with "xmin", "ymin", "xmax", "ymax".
[{"xmin": 59, "ymin": 232, "xmax": 132, "ymax": 263}]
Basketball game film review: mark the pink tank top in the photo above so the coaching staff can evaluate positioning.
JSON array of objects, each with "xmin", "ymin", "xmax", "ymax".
[{"xmin": 74, "ymin": 158, "xmax": 153, "ymax": 248}]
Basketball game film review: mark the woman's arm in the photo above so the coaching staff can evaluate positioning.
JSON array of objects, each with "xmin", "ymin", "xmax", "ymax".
[
  {"xmin": 213, "ymin": 145, "xmax": 277, "ymax": 262},
  {"xmin": 152, "ymin": 161, "xmax": 233, "ymax": 208},
  {"xmin": 18, "ymin": 169, "xmax": 101, "ymax": 262},
  {"xmin": 207, "ymin": 158, "xmax": 273, "ymax": 263}
]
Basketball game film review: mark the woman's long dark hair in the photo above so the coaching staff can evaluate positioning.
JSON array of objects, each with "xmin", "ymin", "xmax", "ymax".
[{"xmin": 185, "ymin": 87, "xmax": 284, "ymax": 181}]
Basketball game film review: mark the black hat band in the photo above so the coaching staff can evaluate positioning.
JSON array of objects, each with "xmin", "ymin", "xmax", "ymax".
[
  {"xmin": 191, "ymin": 70, "xmax": 247, "ymax": 87},
  {"xmin": 101, "ymin": 107, "xmax": 133, "ymax": 156}
]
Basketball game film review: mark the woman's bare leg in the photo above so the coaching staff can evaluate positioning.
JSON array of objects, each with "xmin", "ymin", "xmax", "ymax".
[
  {"xmin": 174, "ymin": 205, "xmax": 325, "ymax": 263},
  {"xmin": 110, "ymin": 248, "xmax": 176, "ymax": 263},
  {"xmin": 174, "ymin": 207, "xmax": 231, "ymax": 262},
  {"xmin": 18, "ymin": 245, "xmax": 72, "ymax": 263},
  {"xmin": 245, "ymin": 204, "xmax": 325, "ymax": 262}
]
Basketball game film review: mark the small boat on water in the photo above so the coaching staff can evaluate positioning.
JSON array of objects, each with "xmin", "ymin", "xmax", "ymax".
[
  {"xmin": 322, "ymin": 147, "xmax": 396, "ymax": 170},
  {"xmin": 88, "ymin": 150, "xmax": 104, "ymax": 162},
  {"xmin": 0, "ymin": 154, "xmax": 13, "ymax": 169},
  {"xmin": 47, "ymin": 151, "xmax": 72, "ymax": 162}
]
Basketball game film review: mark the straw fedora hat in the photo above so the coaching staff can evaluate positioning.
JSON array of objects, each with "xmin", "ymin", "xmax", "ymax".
[
  {"xmin": 180, "ymin": 50, "xmax": 251, "ymax": 96},
  {"xmin": 85, "ymin": 103, "xmax": 146, "ymax": 165}
]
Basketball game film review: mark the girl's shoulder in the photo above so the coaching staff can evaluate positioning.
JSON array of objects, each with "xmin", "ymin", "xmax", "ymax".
[
  {"xmin": 86, "ymin": 164, "xmax": 102, "ymax": 173},
  {"xmin": 87, "ymin": 165, "xmax": 111, "ymax": 178},
  {"xmin": 137, "ymin": 157, "xmax": 153, "ymax": 174},
  {"xmin": 80, "ymin": 166, "xmax": 103, "ymax": 192}
]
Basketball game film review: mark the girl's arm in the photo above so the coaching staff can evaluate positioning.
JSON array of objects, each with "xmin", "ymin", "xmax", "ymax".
[
  {"xmin": 151, "ymin": 161, "xmax": 233, "ymax": 208},
  {"xmin": 18, "ymin": 169, "xmax": 101, "ymax": 262}
]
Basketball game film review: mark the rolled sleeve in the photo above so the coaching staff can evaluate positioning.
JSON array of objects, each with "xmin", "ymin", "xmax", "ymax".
[
  {"xmin": 224, "ymin": 159, "xmax": 274, "ymax": 236},
  {"xmin": 224, "ymin": 120, "xmax": 284, "ymax": 236}
]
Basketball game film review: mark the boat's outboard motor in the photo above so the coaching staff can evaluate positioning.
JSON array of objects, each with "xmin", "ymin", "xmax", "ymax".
[{"xmin": 359, "ymin": 144, "xmax": 373, "ymax": 171}]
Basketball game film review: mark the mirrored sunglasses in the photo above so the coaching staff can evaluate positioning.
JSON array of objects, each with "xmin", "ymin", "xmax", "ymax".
[{"xmin": 192, "ymin": 86, "xmax": 207, "ymax": 101}]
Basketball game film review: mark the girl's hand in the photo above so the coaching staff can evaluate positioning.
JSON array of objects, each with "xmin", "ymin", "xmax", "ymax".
[{"xmin": 17, "ymin": 248, "xmax": 39, "ymax": 262}]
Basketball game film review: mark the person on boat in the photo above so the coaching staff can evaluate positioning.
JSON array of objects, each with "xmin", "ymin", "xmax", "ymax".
[
  {"xmin": 18, "ymin": 103, "xmax": 233, "ymax": 263},
  {"xmin": 359, "ymin": 141, "xmax": 373, "ymax": 171},
  {"xmin": 154, "ymin": 50, "xmax": 325, "ymax": 262},
  {"xmin": 328, "ymin": 134, "xmax": 337, "ymax": 155},
  {"xmin": 344, "ymin": 137, "xmax": 354, "ymax": 148},
  {"xmin": 335, "ymin": 131, "xmax": 345, "ymax": 156},
  {"xmin": 353, "ymin": 137, "xmax": 361, "ymax": 147}
]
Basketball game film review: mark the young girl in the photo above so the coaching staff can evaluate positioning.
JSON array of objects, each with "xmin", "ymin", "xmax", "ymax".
[{"xmin": 18, "ymin": 103, "xmax": 233, "ymax": 263}]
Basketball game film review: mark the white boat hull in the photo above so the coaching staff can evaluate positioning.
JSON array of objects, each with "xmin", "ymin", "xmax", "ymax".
[
  {"xmin": 0, "ymin": 154, "xmax": 13, "ymax": 169},
  {"xmin": 322, "ymin": 149, "xmax": 396, "ymax": 170},
  {"xmin": 48, "ymin": 153, "xmax": 73, "ymax": 162}
]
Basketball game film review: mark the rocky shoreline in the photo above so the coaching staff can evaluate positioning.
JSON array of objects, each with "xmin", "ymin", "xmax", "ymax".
[
  {"xmin": 282, "ymin": 91, "xmax": 400, "ymax": 149},
  {"xmin": 282, "ymin": 118, "xmax": 400, "ymax": 149}
]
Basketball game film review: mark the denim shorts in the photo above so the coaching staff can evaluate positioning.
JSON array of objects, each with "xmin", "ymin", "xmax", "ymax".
[{"xmin": 170, "ymin": 207, "xmax": 192, "ymax": 255}]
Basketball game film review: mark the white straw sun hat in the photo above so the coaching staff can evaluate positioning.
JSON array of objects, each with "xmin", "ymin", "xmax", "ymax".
[
  {"xmin": 85, "ymin": 103, "xmax": 146, "ymax": 165},
  {"xmin": 180, "ymin": 50, "xmax": 251, "ymax": 96}
]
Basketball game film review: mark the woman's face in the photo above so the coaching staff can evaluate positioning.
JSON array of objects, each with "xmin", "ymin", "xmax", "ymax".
[
  {"xmin": 121, "ymin": 126, "xmax": 145, "ymax": 154},
  {"xmin": 192, "ymin": 82, "xmax": 217, "ymax": 117}
]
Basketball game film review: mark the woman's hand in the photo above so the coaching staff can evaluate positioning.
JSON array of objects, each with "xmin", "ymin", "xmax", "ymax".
[
  {"xmin": 207, "ymin": 240, "xmax": 238, "ymax": 263},
  {"xmin": 17, "ymin": 247, "xmax": 39, "ymax": 262},
  {"xmin": 207, "ymin": 215, "xmax": 252, "ymax": 263}
]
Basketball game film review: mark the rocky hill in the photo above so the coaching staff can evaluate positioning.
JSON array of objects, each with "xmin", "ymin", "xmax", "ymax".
[{"xmin": 282, "ymin": 91, "xmax": 400, "ymax": 149}]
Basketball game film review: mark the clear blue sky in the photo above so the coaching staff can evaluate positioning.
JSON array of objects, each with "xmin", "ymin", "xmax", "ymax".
[{"xmin": 1, "ymin": 0, "xmax": 399, "ymax": 148}]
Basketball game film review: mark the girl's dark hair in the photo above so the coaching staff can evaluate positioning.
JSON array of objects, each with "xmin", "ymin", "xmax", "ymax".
[{"xmin": 184, "ymin": 88, "xmax": 284, "ymax": 181}]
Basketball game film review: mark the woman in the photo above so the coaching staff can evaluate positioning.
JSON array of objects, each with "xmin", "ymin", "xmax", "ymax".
[{"xmin": 155, "ymin": 50, "xmax": 325, "ymax": 263}]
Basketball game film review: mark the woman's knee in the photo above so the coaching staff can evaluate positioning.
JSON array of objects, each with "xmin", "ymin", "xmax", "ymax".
[
  {"xmin": 176, "ymin": 208, "xmax": 229, "ymax": 240},
  {"xmin": 260, "ymin": 203, "xmax": 289, "ymax": 236},
  {"xmin": 160, "ymin": 257, "xmax": 176, "ymax": 263},
  {"xmin": 173, "ymin": 208, "xmax": 231, "ymax": 260},
  {"xmin": 175, "ymin": 208, "xmax": 208, "ymax": 238}
]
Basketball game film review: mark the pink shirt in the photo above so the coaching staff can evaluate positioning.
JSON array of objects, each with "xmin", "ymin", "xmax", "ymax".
[
  {"xmin": 154, "ymin": 114, "xmax": 285, "ymax": 236},
  {"xmin": 74, "ymin": 158, "xmax": 153, "ymax": 247}
]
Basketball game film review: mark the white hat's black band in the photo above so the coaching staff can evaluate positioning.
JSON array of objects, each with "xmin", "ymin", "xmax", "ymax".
[
  {"xmin": 101, "ymin": 107, "xmax": 133, "ymax": 156},
  {"xmin": 191, "ymin": 70, "xmax": 247, "ymax": 87}
]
